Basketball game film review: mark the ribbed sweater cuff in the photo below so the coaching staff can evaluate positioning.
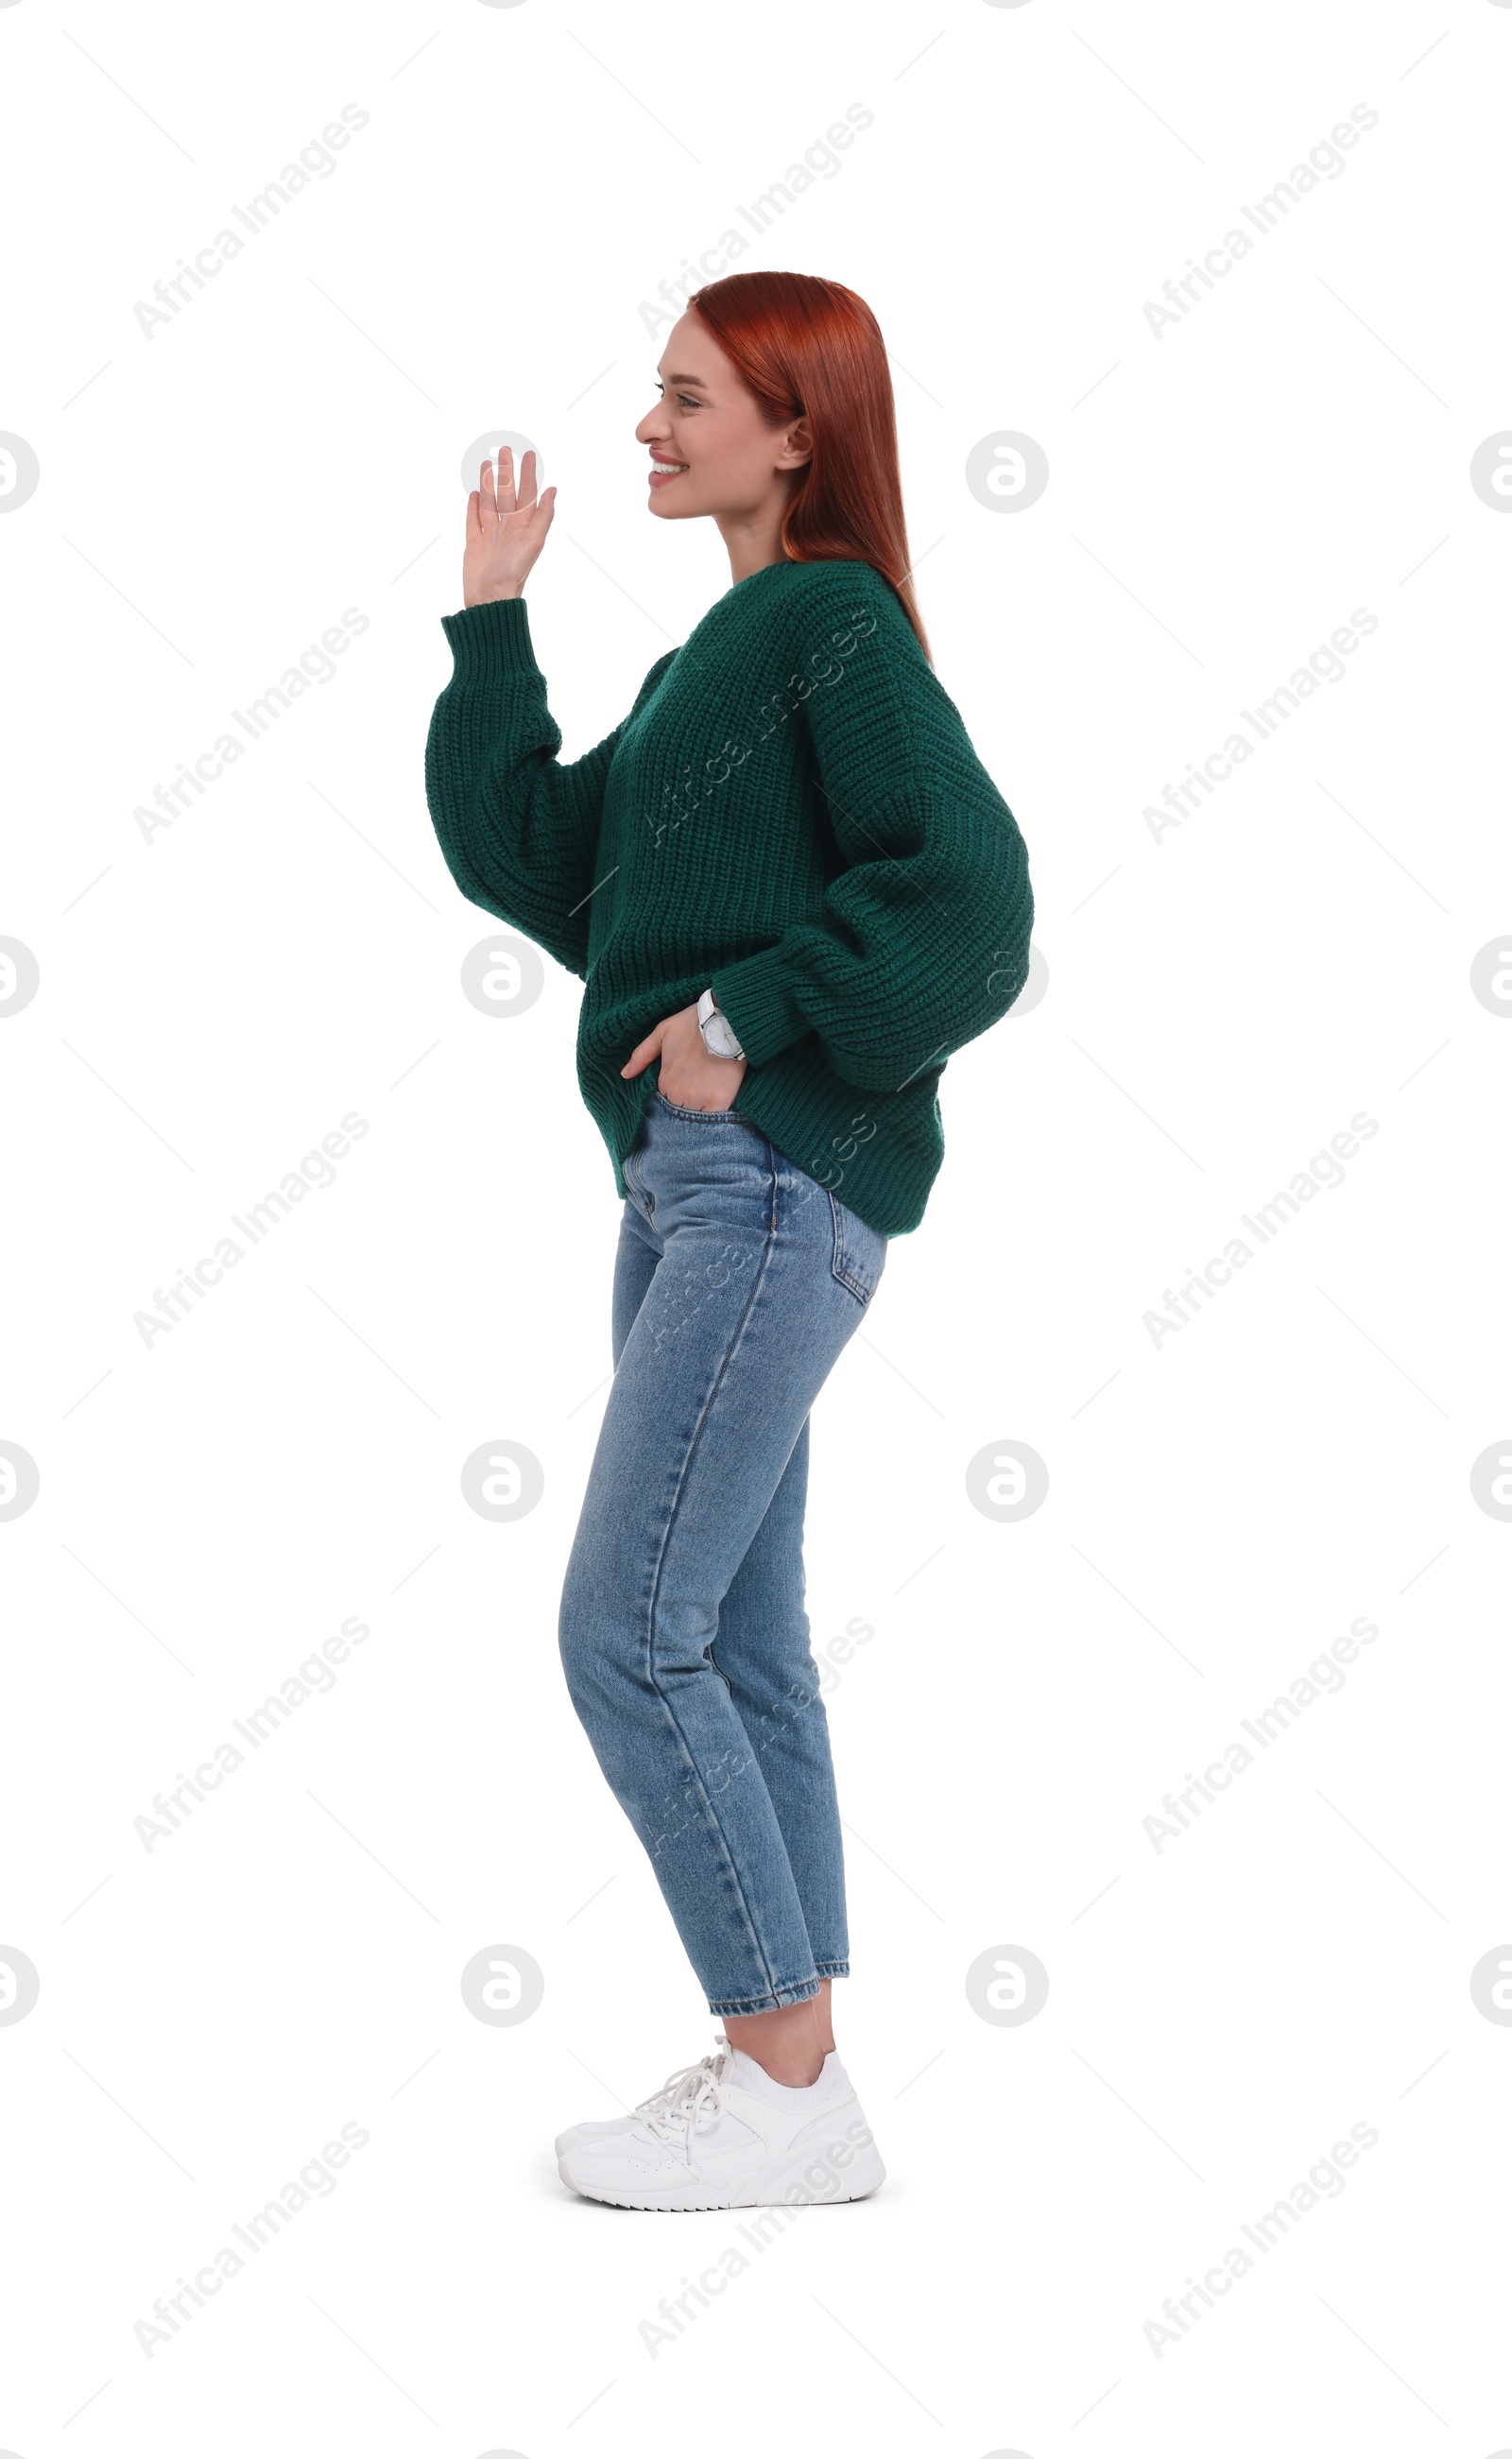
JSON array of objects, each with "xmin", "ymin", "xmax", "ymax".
[
  {"xmin": 711, "ymin": 946, "xmax": 811, "ymax": 1069},
  {"xmin": 439, "ymin": 595, "xmax": 540, "ymax": 681}
]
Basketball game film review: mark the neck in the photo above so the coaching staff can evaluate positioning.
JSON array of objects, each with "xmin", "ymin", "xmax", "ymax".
[{"xmin": 715, "ymin": 504, "xmax": 788, "ymax": 587}]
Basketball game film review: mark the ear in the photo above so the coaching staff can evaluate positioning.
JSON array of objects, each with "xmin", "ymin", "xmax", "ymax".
[{"xmin": 777, "ymin": 418, "xmax": 814, "ymax": 473}]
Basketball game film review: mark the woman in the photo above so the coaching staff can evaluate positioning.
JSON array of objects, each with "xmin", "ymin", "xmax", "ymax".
[{"xmin": 424, "ymin": 270, "xmax": 1033, "ymax": 2212}]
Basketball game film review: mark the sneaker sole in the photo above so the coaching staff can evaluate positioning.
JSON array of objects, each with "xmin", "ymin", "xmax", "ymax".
[{"xmin": 557, "ymin": 2141, "xmax": 886, "ymax": 2212}]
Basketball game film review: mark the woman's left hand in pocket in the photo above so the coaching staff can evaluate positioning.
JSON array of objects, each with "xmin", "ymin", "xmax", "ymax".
[{"xmin": 621, "ymin": 1002, "xmax": 747, "ymax": 1111}]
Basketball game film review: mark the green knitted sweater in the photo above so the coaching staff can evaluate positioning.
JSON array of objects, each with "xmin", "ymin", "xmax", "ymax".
[{"xmin": 423, "ymin": 556, "xmax": 1033, "ymax": 1236}]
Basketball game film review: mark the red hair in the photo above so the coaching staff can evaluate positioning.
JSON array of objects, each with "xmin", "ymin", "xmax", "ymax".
[{"xmin": 686, "ymin": 269, "xmax": 932, "ymax": 663}]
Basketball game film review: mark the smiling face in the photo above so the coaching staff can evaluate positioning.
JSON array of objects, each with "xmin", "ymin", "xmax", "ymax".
[{"xmin": 634, "ymin": 310, "xmax": 811, "ymax": 526}]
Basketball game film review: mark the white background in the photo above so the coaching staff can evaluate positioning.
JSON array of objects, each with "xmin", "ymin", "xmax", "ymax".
[{"xmin": 3, "ymin": 0, "xmax": 1510, "ymax": 2450}]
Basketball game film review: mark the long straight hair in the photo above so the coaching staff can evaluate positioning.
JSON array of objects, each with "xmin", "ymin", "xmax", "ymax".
[{"xmin": 687, "ymin": 269, "xmax": 932, "ymax": 663}]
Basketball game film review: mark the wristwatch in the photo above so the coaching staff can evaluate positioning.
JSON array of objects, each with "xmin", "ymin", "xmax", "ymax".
[{"xmin": 697, "ymin": 987, "xmax": 746, "ymax": 1061}]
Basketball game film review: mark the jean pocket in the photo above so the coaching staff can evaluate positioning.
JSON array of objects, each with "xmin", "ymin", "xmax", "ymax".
[
  {"xmin": 829, "ymin": 1191, "xmax": 887, "ymax": 1305},
  {"xmin": 652, "ymin": 1087, "xmax": 747, "ymax": 1124}
]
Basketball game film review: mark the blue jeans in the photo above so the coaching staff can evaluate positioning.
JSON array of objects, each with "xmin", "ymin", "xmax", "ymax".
[{"xmin": 558, "ymin": 1086, "xmax": 888, "ymax": 2016}]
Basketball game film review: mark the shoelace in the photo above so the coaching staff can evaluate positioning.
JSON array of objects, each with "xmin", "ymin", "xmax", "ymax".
[{"xmin": 634, "ymin": 2038, "xmax": 734, "ymax": 2149}]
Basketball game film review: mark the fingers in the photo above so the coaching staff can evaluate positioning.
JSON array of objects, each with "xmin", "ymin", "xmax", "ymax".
[
  {"xmin": 620, "ymin": 1020, "xmax": 664, "ymax": 1077},
  {"xmin": 477, "ymin": 447, "xmax": 514, "ymax": 523},
  {"xmin": 476, "ymin": 449, "xmax": 551, "ymax": 537}
]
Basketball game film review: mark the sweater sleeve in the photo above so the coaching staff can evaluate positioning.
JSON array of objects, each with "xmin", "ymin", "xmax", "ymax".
[
  {"xmin": 424, "ymin": 596, "xmax": 677, "ymax": 978},
  {"xmin": 709, "ymin": 570, "xmax": 1034, "ymax": 1092}
]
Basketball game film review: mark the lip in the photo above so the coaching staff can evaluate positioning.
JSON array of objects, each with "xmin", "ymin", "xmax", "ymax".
[{"xmin": 648, "ymin": 456, "xmax": 689, "ymax": 488}]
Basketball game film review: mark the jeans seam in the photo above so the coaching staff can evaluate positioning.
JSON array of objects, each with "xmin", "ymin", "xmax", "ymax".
[
  {"xmin": 639, "ymin": 1143, "xmax": 789, "ymax": 2003},
  {"xmin": 653, "ymin": 1088, "xmax": 748, "ymax": 1124},
  {"xmin": 827, "ymin": 1189, "xmax": 874, "ymax": 1304},
  {"xmin": 709, "ymin": 1975, "xmax": 822, "ymax": 2015}
]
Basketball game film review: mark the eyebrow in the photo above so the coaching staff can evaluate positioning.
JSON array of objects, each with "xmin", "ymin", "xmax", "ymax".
[{"xmin": 658, "ymin": 372, "xmax": 709, "ymax": 387}]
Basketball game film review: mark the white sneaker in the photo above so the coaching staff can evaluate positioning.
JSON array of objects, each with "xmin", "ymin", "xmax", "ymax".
[{"xmin": 556, "ymin": 2036, "xmax": 885, "ymax": 2211}]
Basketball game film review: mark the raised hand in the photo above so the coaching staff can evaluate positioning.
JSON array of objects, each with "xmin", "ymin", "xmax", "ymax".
[{"xmin": 462, "ymin": 445, "xmax": 557, "ymax": 609}]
